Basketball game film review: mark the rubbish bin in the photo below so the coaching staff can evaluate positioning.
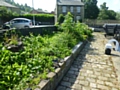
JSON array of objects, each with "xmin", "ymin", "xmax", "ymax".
[{"xmin": 103, "ymin": 24, "xmax": 117, "ymax": 35}]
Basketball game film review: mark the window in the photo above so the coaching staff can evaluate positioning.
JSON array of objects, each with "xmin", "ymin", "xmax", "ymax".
[
  {"xmin": 70, "ymin": 6, "xmax": 73, "ymax": 13},
  {"xmin": 62, "ymin": 6, "xmax": 66, "ymax": 13},
  {"xmin": 12, "ymin": 20, "xmax": 22, "ymax": 23},
  {"xmin": 12, "ymin": 19, "xmax": 29, "ymax": 23},
  {"xmin": 24, "ymin": 20, "xmax": 29, "ymax": 23},
  {"xmin": 77, "ymin": 7, "xmax": 80, "ymax": 13},
  {"xmin": 76, "ymin": 16, "xmax": 81, "ymax": 21}
]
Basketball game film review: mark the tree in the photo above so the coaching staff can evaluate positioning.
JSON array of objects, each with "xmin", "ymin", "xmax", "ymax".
[
  {"xmin": 5, "ymin": 0, "xmax": 33, "ymax": 13},
  {"xmin": 97, "ymin": 2, "xmax": 116, "ymax": 20},
  {"xmin": 61, "ymin": 12, "xmax": 74, "ymax": 32},
  {"xmin": 0, "ymin": 7, "xmax": 8, "ymax": 16},
  {"xmin": 116, "ymin": 12, "xmax": 120, "ymax": 20},
  {"xmin": 83, "ymin": 0, "xmax": 99, "ymax": 19},
  {"xmin": 58, "ymin": 14, "xmax": 65, "ymax": 24},
  {"xmin": 100, "ymin": 2, "xmax": 108, "ymax": 10},
  {"xmin": 0, "ymin": 7, "xmax": 13, "ymax": 21},
  {"xmin": 107, "ymin": 10, "xmax": 116, "ymax": 20}
]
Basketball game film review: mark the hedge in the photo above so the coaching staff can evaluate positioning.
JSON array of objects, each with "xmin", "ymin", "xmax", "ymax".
[{"xmin": 1, "ymin": 14, "xmax": 54, "ymax": 23}]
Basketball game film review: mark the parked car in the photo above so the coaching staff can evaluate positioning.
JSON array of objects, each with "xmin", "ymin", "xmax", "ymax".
[
  {"xmin": 2, "ymin": 22, "xmax": 11, "ymax": 29},
  {"xmin": 2, "ymin": 18, "xmax": 32, "ymax": 29}
]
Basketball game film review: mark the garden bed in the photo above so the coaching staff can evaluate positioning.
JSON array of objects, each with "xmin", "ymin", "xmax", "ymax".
[
  {"xmin": 34, "ymin": 41, "xmax": 87, "ymax": 90},
  {"xmin": 0, "ymin": 12, "xmax": 92, "ymax": 90}
]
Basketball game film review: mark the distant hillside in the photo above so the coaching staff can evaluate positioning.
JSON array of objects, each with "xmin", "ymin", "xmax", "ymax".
[{"xmin": 4, "ymin": 0, "xmax": 42, "ymax": 14}]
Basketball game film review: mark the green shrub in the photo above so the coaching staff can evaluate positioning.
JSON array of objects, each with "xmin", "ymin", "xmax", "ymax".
[
  {"xmin": 58, "ymin": 14, "xmax": 65, "ymax": 24},
  {"xmin": 1, "ymin": 14, "xmax": 54, "ymax": 23},
  {"xmin": 59, "ymin": 12, "xmax": 93, "ymax": 42}
]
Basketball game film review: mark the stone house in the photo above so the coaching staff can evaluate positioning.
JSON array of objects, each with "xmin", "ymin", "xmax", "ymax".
[
  {"xmin": 0, "ymin": 0, "xmax": 20, "ymax": 24},
  {"xmin": 0, "ymin": 0, "xmax": 20, "ymax": 14},
  {"xmin": 30, "ymin": 9, "xmax": 49, "ymax": 14},
  {"xmin": 55, "ymin": 0, "xmax": 84, "ymax": 23}
]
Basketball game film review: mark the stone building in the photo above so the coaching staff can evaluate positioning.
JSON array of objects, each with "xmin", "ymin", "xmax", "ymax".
[
  {"xmin": 55, "ymin": 0, "xmax": 84, "ymax": 23},
  {"xmin": 0, "ymin": 0, "xmax": 20, "ymax": 14}
]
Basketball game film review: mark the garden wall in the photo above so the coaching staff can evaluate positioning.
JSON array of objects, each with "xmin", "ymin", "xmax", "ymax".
[
  {"xmin": 0, "ymin": 26, "xmax": 57, "ymax": 36},
  {"xmin": 19, "ymin": 26, "xmax": 57, "ymax": 36}
]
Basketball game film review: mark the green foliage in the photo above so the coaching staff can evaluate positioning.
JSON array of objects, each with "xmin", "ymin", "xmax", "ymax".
[
  {"xmin": 100, "ymin": 2, "xmax": 108, "ymax": 10},
  {"xmin": 116, "ymin": 12, "xmax": 120, "ymax": 20},
  {"xmin": 60, "ymin": 12, "xmax": 93, "ymax": 41},
  {"xmin": 5, "ymin": 0, "xmax": 33, "ymax": 13},
  {"xmin": 0, "ymin": 31, "xmax": 76, "ymax": 89},
  {"xmin": 0, "ymin": 33, "xmax": 52, "ymax": 89},
  {"xmin": 97, "ymin": 2, "xmax": 116, "ymax": 20},
  {"xmin": 107, "ymin": 10, "xmax": 116, "ymax": 20},
  {"xmin": 48, "ymin": 32, "xmax": 76, "ymax": 58},
  {"xmin": 1, "ymin": 13, "xmax": 54, "ymax": 23},
  {"xmin": 21, "ymin": 14, "xmax": 54, "ymax": 22},
  {"xmin": 0, "ymin": 6, "xmax": 13, "ymax": 20},
  {"xmin": 74, "ymin": 22, "xmax": 93, "ymax": 41},
  {"xmin": 0, "ymin": 12, "xmax": 93, "ymax": 90},
  {"xmin": 97, "ymin": 10, "xmax": 109, "ymax": 20},
  {"xmin": 3, "ymin": 30, "xmax": 19, "ymax": 45},
  {"xmin": 61, "ymin": 12, "xmax": 74, "ymax": 32},
  {"xmin": 83, "ymin": 0, "xmax": 99, "ymax": 19},
  {"xmin": 58, "ymin": 14, "xmax": 65, "ymax": 24}
]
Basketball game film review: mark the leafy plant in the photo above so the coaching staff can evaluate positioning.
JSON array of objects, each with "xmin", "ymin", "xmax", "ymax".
[
  {"xmin": 58, "ymin": 14, "xmax": 65, "ymax": 24},
  {"xmin": 3, "ymin": 29, "xmax": 21, "ymax": 45}
]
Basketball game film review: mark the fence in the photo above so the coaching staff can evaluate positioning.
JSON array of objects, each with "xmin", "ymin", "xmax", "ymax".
[{"xmin": 84, "ymin": 19, "xmax": 120, "ymax": 27}]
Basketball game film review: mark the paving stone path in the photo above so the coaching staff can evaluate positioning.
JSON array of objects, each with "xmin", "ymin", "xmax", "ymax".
[{"xmin": 56, "ymin": 32, "xmax": 120, "ymax": 90}]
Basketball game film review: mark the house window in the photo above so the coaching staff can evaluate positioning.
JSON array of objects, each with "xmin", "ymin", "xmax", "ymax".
[
  {"xmin": 76, "ymin": 16, "xmax": 81, "ymax": 21},
  {"xmin": 70, "ymin": 6, "xmax": 73, "ymax": 13},
  {"xmin": 77, "ymin": 7, "xmax": 80, "ymax": 13},
  {"xmin": 7, "ymin": 8, "xmax": 11, "ymax": 12},
  {"xmin": 62, "ymin": 6, "xmax": 66, "ymax": 13}
]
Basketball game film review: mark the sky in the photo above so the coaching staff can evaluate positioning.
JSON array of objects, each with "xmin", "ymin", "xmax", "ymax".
[{"xmin": 14, "ymin": 0, "xmax": 120, "ymax": 12}]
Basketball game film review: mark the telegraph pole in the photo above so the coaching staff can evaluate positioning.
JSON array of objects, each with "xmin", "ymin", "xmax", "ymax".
[{"xmin": 32, "ymin": 0, "xmax": 35, "ymax": 26}]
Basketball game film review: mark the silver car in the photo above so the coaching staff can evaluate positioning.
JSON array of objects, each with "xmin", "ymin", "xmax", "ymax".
[{"xmin": 9, "ymin": 18, "xmax": 32, "ymax": 29}]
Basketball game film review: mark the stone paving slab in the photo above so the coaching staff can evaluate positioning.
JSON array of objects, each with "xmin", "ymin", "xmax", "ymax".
[{"xmin": 55, "ymin": 32, "xmax": 120, "ymax": 90}]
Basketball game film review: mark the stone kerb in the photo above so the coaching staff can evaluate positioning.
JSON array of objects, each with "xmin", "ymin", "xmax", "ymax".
[{"xmin": 35, "ymin": 41, "xmax": 87, "ymax": 90}]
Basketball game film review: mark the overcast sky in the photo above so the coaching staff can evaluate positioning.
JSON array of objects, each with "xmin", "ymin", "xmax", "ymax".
[{"xmin": 14, "ymin": 0, "xmax": 120, "ymax": 12}]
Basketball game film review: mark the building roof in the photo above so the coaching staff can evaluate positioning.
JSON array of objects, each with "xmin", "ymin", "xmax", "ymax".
[
  {"xmin": 0, "ymin": 0, "xmax": 18, "ymax": 8},
  {"xmin": 57, "ymin": 0, "xmax": 84, "ymax": 6},
  {"xmin": 31, "ymin": 9, "xmax": 50, "ymax": 13},
  {"xmin": 36, "ymin": 9, "xmax": 45, "ymax": 13}
]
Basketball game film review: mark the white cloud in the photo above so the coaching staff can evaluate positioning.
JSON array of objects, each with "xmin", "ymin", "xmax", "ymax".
[
  {"xmin": 14, "ymin": 0, "xmax": 56, "ymax": 12},
  {"xmin": 14, "ymin": 0, "xmax": 120, "ymax": 12},
  {"xmin": 97, "ymin": 0, "xmax": 120, "ymax": 11},
  {"xmin": 113, "ymin": 0, "xmax": 120, "ymax": 5}
]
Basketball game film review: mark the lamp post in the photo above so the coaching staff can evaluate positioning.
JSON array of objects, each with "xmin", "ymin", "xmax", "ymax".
[{"xmin": 32, "ymin": 0, "xmax": 35, "ymax": 26}]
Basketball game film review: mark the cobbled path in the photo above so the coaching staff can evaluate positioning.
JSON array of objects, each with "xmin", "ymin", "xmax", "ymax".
[{"xmin": 56, "ymin": 32, "xmax": 120, "ymax": 90}]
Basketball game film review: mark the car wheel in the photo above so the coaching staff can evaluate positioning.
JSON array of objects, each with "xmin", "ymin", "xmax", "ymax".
[
  {"xmin": 105, "ymin": 48, "xmax": 111, "ymax": 55},
  {"xmin": 24, "ymin": 26, "xmax": 29, "ymax": 28}
]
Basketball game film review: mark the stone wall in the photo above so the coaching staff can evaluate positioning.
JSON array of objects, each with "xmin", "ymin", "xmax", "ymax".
[
  {"xmin": 18, "ymin": 26, "xmax": 57, "ymax": 36},
  {"xmin": 0, "ymin": 26, "xmax": 57, "ymax": 36}
]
